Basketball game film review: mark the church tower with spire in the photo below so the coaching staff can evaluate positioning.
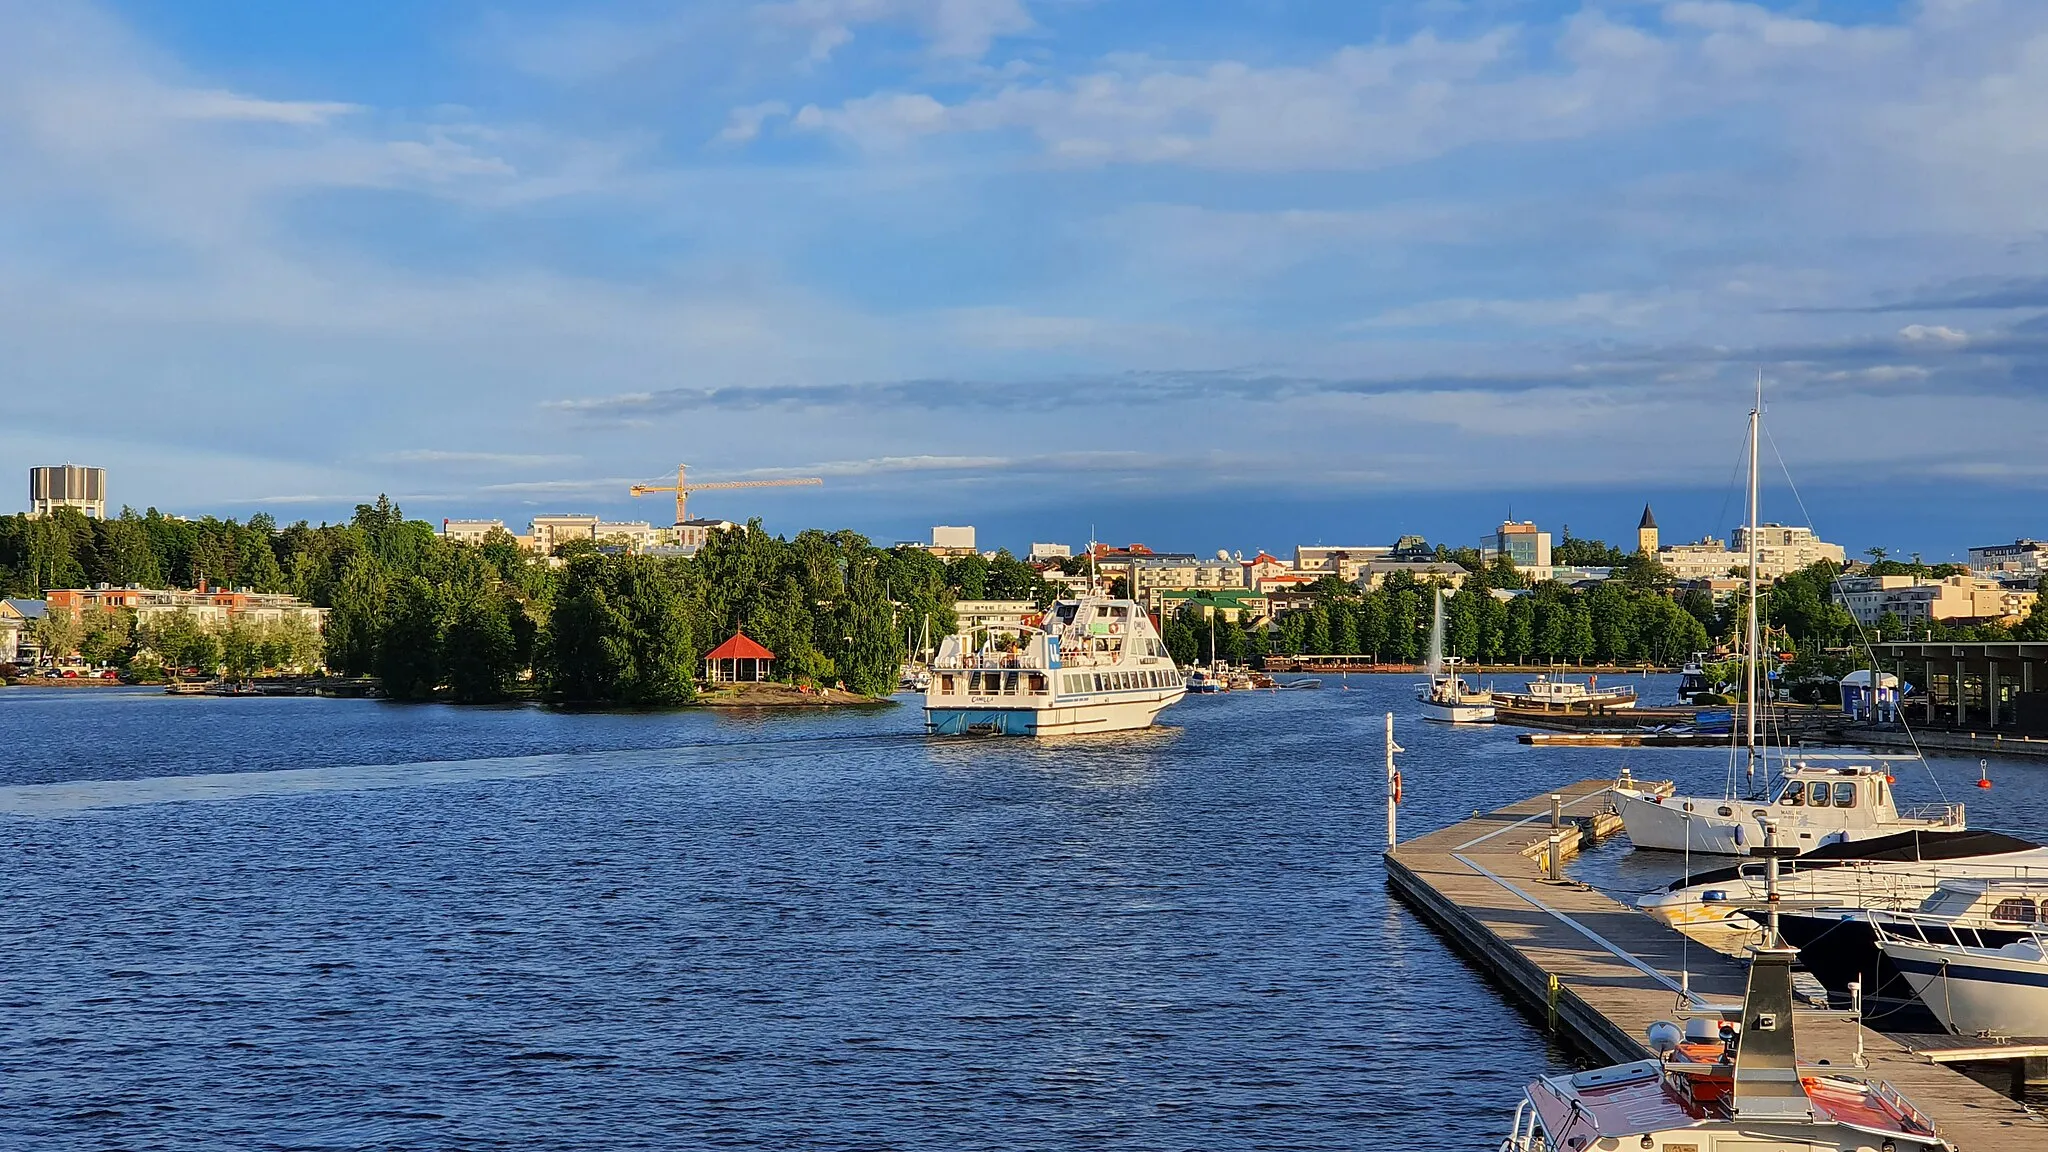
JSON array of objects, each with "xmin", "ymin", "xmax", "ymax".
[{"xmin": 1637, "ymin": 505, "xmax": 1659, "ymax": 555}]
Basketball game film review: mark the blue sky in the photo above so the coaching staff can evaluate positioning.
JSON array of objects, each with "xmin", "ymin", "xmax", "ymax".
[{"xmin": 3, "ymin": 0, "xmax": 2044, "ymax": 558}]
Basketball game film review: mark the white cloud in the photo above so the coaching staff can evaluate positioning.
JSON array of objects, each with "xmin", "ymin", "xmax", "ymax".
[
  {"xmin": 1899, "ymin": 324, "xmax": 1969, "ymax": 344},
  {"xmin": 160, "ymin": 90, "xmax": 361, "ymax": 125},
  {"xmin": 376, "ymin": 451, "xmax": 583, "ymax": 467},
  {"xmin": 764, "ymin": 0, "xmax": 1035, "ymax": 63},
  {"xmin": 717, "ymin": 101, "xmax": 792, "ymax": 144},
  {"xmin": 1358, "ymin": 291, "xmax": 1690, "ymax": 331}
]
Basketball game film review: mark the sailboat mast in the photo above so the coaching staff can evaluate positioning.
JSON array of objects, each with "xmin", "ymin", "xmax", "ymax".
[{"xmin": 1745, "ymin": 373, "xmax": 1763, "ymax": 792}]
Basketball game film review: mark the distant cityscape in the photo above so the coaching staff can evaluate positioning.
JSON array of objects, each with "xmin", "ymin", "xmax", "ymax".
[{"xmin": 7, "ymin": 461, "xmax": 2045, "ymax": 668}]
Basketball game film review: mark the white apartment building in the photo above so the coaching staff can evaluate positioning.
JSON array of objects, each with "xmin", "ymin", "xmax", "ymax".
[
  {"xmin": 1356, "ymin": 560, "xmax": 1469, "ymax": 590},
  {"xmin": 1658, "ymin": 525, "xmax": 1845, "ymax": 583},
  {"xmin": 1294, "ymin": 545, "xmax": 1393, "ymax": 582},
  {"xmin": 1730, "ymin": 523, "xmax": 1846, "ymax": 576},
  {"xmin": 527, "ymin": 514, "xmax": 600, "ymax": 555},
  {"xmin": 441, "ymin": 518, "xmax": 505, "ymax": 545},
  {"xmin": 1834, "ymin": 574, "xmax": 2039, "ymax": 627},
  {"xmin": 595, "ymin": 521, "xmax": 658, "ymax": 550},
  {"xmin": 1029, "ymin": 542, "xmax": 1072, "ymax": 561},
  {"xmin": 953, "ymin": 600, "xmax": 1036, "ymax": 632},
  {"xmin": 1970, "ymin": 539, "xmax": 2048, "ymax": 578},
  {"xmin": 1127, "ymin": 555, "xmax": 1245, "ymax": 610},
  {"xmin": 930, "ymin": 526, "xmax": 977, "ymax": 556},
  {"xmin": 1659, "ymin": 537, "xmax": 1745, "ymax": 581}
]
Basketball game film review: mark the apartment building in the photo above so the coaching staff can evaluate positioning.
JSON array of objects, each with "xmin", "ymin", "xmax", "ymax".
[
  {"xmin": 1293, "ymin": 545, "xmax": 1394, "ymax": 582},
  {"xmin": 44, "ymin": 583, "xmax": 328, "ymax": 632},
  {"xmin": 1730, "ymin": 523, "xmax": 1846, "ymax": 576},
  {"xmin": 1834, "ymin": 574, "xmax": 2039, "ymax": 627},
  {"xmin": 1970, "ymin": 539, "xmax": 2048, "ymax": 578},
  {"xmin": 441, "ymin": 518, "xmax": 506, "ymax": 545}
]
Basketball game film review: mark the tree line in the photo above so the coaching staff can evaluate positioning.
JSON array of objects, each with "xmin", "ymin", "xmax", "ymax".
[{"xmin": 0, "ymin": 501, "xmax": 1055, "ymax": 706}]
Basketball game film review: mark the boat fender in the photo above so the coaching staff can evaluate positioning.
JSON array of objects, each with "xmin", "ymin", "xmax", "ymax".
[{"xmin": 1733, "ymin": 824, "xmax": 1746, "ymax": 847}]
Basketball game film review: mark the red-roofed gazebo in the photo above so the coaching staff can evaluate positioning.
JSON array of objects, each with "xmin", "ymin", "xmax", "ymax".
[{"xmin": 704, "ymin": 631, "xmax": 775, "ymax": 683}]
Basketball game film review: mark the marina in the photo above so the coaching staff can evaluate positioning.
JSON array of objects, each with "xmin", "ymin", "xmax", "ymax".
[{"xmin": 1385, "ymin": 778, "xmax": 2048, "ymax": 1148}]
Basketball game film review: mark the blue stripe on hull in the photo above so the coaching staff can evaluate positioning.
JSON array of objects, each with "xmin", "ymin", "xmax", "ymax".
[{"xmin": 1889, "ymin": 955, "xmax": 2048, "ymax": 989}]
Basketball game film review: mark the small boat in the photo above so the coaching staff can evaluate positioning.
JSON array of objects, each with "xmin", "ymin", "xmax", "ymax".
[
  {"xmin": 1678, "ymin": 651, "xmax": 1718, "ymax": 703},
  {"xmin": 1638, "ymin": 828, "xmax": 2041, "ymax": 946},
  {"xmin": 1505, "ymin": 830, "xmax": 1954, "ymax": 1151},
  {"xmin": 1879, "ymin": 918, "xmax": 2048, "ymax": 1037},
  {"xmin": 924, "ymin": 593, "xmax": 1184, "ymax": 736},
  {"xmin": 1185, "ymin": 668, "xmax": 1227, "ymax": 694},
  {"xmin": 1496, "ymin": 673, "xmax": 1636, "ymax": 712},
  {"xmin": 1776, "ymin": 876, "xmax": 2048, "ymax": 1014},
  {"xmin": 1416, "ymin": 588, "xmax": 1494, "ymax": 723},
  {"xmin": 1616, "ymin": 755, "xmax": 1966, "ymax": 856}
]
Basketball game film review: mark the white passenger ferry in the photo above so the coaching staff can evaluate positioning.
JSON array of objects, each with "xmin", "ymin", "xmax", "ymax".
[{"xmin": 923, "ymin": 596, "xmax": 1185, "ymax": 736}]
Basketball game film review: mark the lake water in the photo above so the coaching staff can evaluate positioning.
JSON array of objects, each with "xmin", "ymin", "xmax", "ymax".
[{"xmin": 3, "ymin": 675, "xmax": 2042, "ymax": 1149}]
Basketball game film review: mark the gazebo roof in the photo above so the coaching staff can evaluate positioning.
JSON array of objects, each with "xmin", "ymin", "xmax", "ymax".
[{"xmin": 705, "ymin": 631, "xmax": 775, "ymax": 661}]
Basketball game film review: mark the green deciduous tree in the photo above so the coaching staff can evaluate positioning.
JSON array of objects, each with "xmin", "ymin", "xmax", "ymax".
[{"xmin": 376, "ymin": 577, "xmax": 446, "ymax": 701}]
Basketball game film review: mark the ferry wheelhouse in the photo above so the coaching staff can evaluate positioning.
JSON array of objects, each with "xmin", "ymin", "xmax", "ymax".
[{"xmin": 923, "ymin": 596, "xmax": 1184, "ymax": 736}]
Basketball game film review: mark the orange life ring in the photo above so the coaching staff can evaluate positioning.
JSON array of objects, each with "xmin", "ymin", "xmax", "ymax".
[{"xmin": 1391, "ymin": 771, "xmax": 1403, "ymax": 805}]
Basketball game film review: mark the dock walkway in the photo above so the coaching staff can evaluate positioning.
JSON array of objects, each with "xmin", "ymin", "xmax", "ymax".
[{"xmin": 1385, "ymin": 779, "xmax": 2047, "ymax": 1149}]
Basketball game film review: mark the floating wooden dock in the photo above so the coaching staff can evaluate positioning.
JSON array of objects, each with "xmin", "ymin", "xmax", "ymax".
[
  {"xmin": 1518, "ymin": 731, "xmax": 1732, "ymax": 748},
  {"xmin": 1385, "ymin": 779, "xmax": 2048, "ymax": 1149}
]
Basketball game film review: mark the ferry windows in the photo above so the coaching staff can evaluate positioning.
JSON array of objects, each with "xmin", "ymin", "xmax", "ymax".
[
  {"xmin": 1028, "ymin": 673, "xmax": 1046, "ymax": 694},
  {"xmin": 1808, "ymin": 781, "xmax": 1832, "ymax": 807},
  {"xmin": 1992, "ymin": 898, "xmax": 2039, "ymax": 924},
  {"xmin": 1003, "ymin": 672, "xmax": 1019, "ymax": 695},
  {"xmin": 1832, "ymin": 782, "xmax": 1857, "ymax": 808},
  {"xmin": 941, "ymin": 675, "xmax": 956, "ymax": 694},
  {"xmin": 1094, "ymin": 674, "xmax": 1106, "ymax": 692},
  {"xmin": 1780, "ymin": 786, "xmax": 1804, "ymax": 806}
]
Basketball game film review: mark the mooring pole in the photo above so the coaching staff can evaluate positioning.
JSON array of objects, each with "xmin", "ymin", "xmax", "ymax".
[{"xmin": 1386, "ymin": 712, "xmax": 1403, "ymax": 849}]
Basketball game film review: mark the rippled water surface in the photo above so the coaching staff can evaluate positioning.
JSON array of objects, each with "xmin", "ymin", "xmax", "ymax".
[{"xmin": 4, "ymin": 677, "xmax": 2043, "ymax": 1149}]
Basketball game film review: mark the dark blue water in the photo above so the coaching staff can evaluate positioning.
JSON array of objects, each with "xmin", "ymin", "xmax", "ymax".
[{"xmin": 3, "ymin": 676, "xmax": 2043, "ymax": 1149}]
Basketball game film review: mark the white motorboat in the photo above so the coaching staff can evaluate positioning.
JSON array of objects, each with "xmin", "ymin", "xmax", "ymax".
[
  {"xmin": 1505, "ymin": 830, "xmax": 1955, "ymax": 1152},
  {"xmin": 924, "ymin": 595, "xmax": 1184, "ymax": 736},
  {"xmin": 1638, "ymin": 828, "xmax": 2042, "ymax": 946},
  {"xmin": 1879, "ymin": 918, "xmax": 2048, "ymax": 1038},
  {"xmin": 1616, "ymin": 755, "xmax": 1966, "ymax": 856},
  {"xmin": 1416, "ymin": 588, "xmax": 1493, "ymax": 723}
]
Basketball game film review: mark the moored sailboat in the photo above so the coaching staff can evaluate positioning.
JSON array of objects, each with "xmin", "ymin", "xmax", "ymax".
[
  {"xmin": 1416, "ymin": 587, "xmax": 1494, "ymax": 723},
  {"xmin": 1615, "ymin": 380, "xmax": 1962, "ymax": 855}
]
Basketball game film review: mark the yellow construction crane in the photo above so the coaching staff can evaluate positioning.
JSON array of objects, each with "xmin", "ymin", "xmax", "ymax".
[{"xmin": 630, "ymin": 463, "xmax": 823, "ymax": 526}]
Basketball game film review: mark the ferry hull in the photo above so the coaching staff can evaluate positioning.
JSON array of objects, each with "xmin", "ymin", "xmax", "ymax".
[{"xmin": 925, "ymin": 689, "xmax": 1183, "ymax": 737}]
